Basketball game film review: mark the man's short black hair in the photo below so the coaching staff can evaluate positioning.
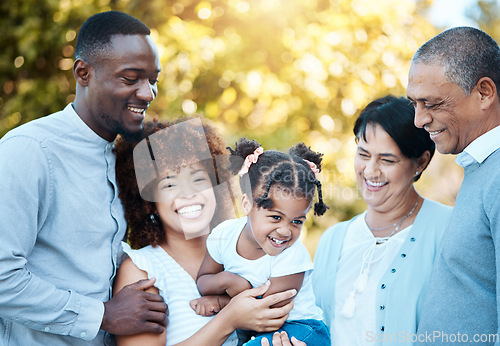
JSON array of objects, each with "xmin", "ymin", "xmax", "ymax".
[{"xmin": 75, "ymin": 11, "xmax": 151, "ymax": 64}]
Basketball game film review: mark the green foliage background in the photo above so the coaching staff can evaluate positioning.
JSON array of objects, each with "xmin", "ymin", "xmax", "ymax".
[{"xmin": 2, "ymin": 0, "xmax": 499, "ymax": 253}]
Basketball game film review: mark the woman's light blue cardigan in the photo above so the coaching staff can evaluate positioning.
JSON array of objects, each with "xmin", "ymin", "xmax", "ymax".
[{"xmin": 312, "ymin": 199, "xmax": 452, "ymax": 345}]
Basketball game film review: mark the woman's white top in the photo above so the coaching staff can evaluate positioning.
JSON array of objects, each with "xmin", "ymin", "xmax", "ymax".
[
  {"xmin": 332, "ymin": 212, "xmax": 411, "ymax": 346},
  {"xmin": 122, "ymin": 242, "xmax": 238, "ymax": 346}
]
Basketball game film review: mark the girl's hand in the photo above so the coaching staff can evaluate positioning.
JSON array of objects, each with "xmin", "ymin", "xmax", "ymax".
[
  {"xmin": 261, "ymin": 331, "xmax": 307, "ymax": 346},
  {"xmin": 221, "ymin": 281, "xmax": 296, "ymax": 332},
  {"xmin": 189, "ymin": 295, "xmax": 231, "ymax": 316},
  {"xmin": 221, "ymin": 271, "xmax": 252, "ymax": 297}
]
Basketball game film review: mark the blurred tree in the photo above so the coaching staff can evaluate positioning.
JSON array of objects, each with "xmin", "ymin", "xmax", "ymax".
[
  {"xmin": 469, "ymin": 0, "xmax": 500, "ymax": 39},
  {"xmin": 2, "ymin": 0, "xmax": 454, "ymax": 253}
]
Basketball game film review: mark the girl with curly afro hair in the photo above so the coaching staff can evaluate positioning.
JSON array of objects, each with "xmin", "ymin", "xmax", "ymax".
[
  {"xmin": 114, "ymin": 117, "xmax": 234, "ymax": 249},
  {"xmin": 112, "ymin": 117, "xmax": 297, "ymax": 346}
]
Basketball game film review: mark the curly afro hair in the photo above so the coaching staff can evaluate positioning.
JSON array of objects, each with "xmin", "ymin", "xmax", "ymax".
[{"xmin": 114, "ymin": 116, "xmax": 234, "ymax": 249}]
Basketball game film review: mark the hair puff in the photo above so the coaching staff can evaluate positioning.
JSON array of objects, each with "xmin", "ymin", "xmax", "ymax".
[
  {"xmin": 289, "ymin": 142, "xmax": 323, "ymax": 172},
  {"xmin": 227, "ymin": 138, "xmax": 262, "ymax": 175}
]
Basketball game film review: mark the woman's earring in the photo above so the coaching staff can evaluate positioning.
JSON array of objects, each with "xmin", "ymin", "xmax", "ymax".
[
  {"xmin": 150, "ymin": 213, "xmax": 158, "ymax": 224},
  {"xmin": 415, "ymin": 171, "xmax": 419, "ymax": 176}
]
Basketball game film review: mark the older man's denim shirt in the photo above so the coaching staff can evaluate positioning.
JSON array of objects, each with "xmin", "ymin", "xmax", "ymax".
[{"xmin": 0, "ymin": 104, "xmax": 126, "ymax": 345}]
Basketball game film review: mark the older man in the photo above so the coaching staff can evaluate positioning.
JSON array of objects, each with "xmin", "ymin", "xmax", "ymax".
[{"xmin": 407, "ymin": 27, "xmax": 500, "ymax": 344}]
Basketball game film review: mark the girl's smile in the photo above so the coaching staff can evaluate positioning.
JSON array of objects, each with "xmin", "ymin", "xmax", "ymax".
[
  {"xmin": 176, "ymin": 203, "xmax": 205, "ymax": 219},
  {"xmin": 268, "ymin": 235, "xmax": 289, "ymax": 247},
  {"xmin": 155, "ymin": 163, "xmax": 216, "ymax": 239},
  {"xmin": 238, "ymin": 189, "xmax": 311, "ymax": 259}
]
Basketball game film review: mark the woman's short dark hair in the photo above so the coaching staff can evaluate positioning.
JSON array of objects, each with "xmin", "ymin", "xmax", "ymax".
[{"xmin": 353, "ymin": 95, "xmax": 435, "ymax": 181}]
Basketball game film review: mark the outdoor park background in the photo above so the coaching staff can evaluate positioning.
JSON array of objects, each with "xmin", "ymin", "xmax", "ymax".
[{"xmin": 2, "ymin": 0, "xmax": 500, "ymax": 255}]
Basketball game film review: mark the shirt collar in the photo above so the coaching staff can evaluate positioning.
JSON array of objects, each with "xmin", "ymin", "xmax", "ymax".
[
  {"xmin": 65, "ymin": 103, "xmax": 112, "ymax": 147},
  {"xmin": 456, "ymin": 125, "xmax": 500, "ymax": 167}
]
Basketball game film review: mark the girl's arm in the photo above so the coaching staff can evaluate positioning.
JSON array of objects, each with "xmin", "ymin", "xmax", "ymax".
[
  {"xmin": 262, "ymin": 273, "xmax": 305, "ymax": 308},
  {"xmin": 174, "ymin": 281, "xmax": 297, "ymax": 346},
  {"xmin": 196, "ymin": 251, "xmax": 251, "ymax": 297},
  {"xmin": 113, "ymin": 257, "xmax": 166, "ymax": 346}
]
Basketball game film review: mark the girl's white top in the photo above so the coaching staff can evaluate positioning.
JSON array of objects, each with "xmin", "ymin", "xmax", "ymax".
[
  {"xmin": 207, "ymin": 217, "xmax": 324, "ymax": 322},
  {"xmin": 122, "ymin": 242, "xmax": 238, "ymax": 346}
]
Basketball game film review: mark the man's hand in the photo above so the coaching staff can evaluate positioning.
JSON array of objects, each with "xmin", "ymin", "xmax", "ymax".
[{"xmin": 101, "ymin": 278, "xmax": 168, "ymax": 335}]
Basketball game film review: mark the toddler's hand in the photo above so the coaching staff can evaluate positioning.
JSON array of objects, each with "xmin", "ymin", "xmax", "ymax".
[{"xmin": 189, "ymin": 295, "xmax": 229, "ymax": 316}]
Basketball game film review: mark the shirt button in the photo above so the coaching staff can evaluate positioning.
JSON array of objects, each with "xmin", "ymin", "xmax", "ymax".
[
  {"xmin": 380, "ymin": 305, "xmax": 385, "ymax": 310},
  {"xmin": 81, "ymin": 332, "xmax": 87, "ymax": 338},
  {"xmin": 44, "ymin": 326, "xmax": 50, "ymax": 332},
  {"xmin": 381, "ymin": 284, "xmax": 386, "ymax": 289},
  {"xmin": 391, "ymin": 268, "xmax": 396, "ymax": 273},
  {"xmin": 401, "ymin": 253, "xmax": 406, "ymax": 258}
]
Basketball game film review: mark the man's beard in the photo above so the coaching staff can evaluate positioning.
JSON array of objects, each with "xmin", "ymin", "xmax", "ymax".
[
  {"xmin": 102, "ymin": 113, "xmax": 146, "ymax": 143},
  {"xmin": 119, "ymin": 126, "xmax": 146, "ymax": 143}
]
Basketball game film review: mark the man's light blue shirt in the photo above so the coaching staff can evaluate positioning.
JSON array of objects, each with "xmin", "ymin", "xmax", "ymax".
[
  {"xmin": 456, "ymin": 125, "xmax": 500, "ymax": 167},
  {"xmin": 0, "ymin": 104, "xmax": 126, "ymax": 345},
  {"xmin": 416, "ymin": 124, "xmax": 500, "ymax": 343}
]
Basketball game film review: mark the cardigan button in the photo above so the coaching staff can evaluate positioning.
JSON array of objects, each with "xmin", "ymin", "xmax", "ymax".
[
  {"xmin": 410, "ymin": 237, "xmax": 416, "ymax": 242},
  {"xmin": 381, "ymin": 284, "xmax": 386, "ymax": 289},
  {"xmin": 401, "ymin": 253, "xmax": 406, "ymax": 258},
  {"xmin": 380, "ymin": 305, "xmax": 385, "ymax": 310},
  {"xmin": 381, "ymin": 326, "xmax": 385, "ymax": 332},
  {"xmin": 391, "ymin": 268, "xmax": 396, "ymax": 273}
]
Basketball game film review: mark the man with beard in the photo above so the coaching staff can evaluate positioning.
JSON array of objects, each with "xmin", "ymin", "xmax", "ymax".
[{"xmin": 0, "ymin": 11, "xmax": 167, "ymax": 345}]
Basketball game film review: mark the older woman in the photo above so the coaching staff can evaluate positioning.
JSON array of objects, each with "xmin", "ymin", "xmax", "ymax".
[{"xmin": 313, "ymin": 95, "xmax": 452, "ymax": 345}]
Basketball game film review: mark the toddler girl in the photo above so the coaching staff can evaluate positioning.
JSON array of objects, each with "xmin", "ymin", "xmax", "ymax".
[{"xmin": 195, "ymin": 138, "xmax": 331, "ymax": 345}]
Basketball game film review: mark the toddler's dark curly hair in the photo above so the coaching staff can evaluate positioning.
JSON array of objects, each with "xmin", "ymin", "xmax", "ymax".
[
  {"xmin": 227, "ymin": 138, "xmax": 328, "ymax": 216},
  {"xmin": 115, "ymin": 117, "xmax": 233, "ymax": 249}
]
